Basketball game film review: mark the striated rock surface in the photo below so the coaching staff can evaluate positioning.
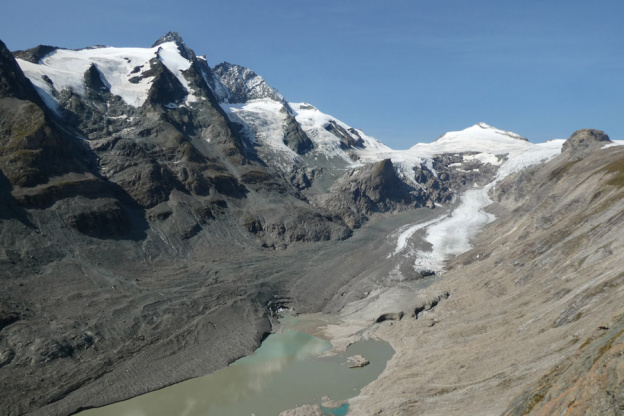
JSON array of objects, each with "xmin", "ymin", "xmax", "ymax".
[
  {"xmin": 504, "ymin": 310, "xmax": 624, "ymax": 415},
  {"xmin": 349, "ymin": 133, "xmax": 624, "ymax": 415}
]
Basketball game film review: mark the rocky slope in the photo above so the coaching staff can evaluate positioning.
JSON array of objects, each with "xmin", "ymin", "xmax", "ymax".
[{"xmin": 344, "ymin": 129, "xmax": 624, "ymax": 415}]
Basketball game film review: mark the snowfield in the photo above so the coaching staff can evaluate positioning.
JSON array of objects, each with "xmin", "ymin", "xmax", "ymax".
[
  {"xmin": 17, "ymin": 42, "xmax": 196, "ymax": 110},
  {"xmin": 221, "ymin": 100, "xmax": 302, "ymax": 168},
  {"xmin": 290, "ymin": 102, "xmax": 391, "ymax": 161}
]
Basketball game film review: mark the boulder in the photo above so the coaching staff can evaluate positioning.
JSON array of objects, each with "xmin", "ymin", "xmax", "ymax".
[
  {"xmin": 375, "ymin": 311, "xmax": 405, "ymax": 323},
  {"xmin": 348, "ymin": 354, "xmax": 370, "ymax": 368}
]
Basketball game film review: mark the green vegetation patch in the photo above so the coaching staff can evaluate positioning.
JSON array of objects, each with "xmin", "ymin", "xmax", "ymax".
[
  {"xmin": 560, "ymin": 232, "xmax": 589, "ymax": 257},
  {"xmin": 602, "ymin": 157, "xmax": 624, "ymax": 188}
]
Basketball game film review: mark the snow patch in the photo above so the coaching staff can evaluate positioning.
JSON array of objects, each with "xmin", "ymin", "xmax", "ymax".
[
  {"xmin": 290, "ymin": 102, "xmax": 391, "ymax": 163},
  {"xmin": 221, "ymin": 99, "xmax": 300, "ymax": 169},
  {"xmin": 157, "ymin": 42, "xmax": 196, "ymax": 104},
  {"xmin": 392, "ymin": 214, "xmax": 450, "ymax": 256},
  {"xmin": 603, "ymin": 140, "xmax": 624, "ymax": 148},
  {"xmin": 463, "ymin": 153, "xmax": 503, "ymax": 166},
  {"xmin": 419, "ymin": 188, "xmax": 495, "ymax": 271}
]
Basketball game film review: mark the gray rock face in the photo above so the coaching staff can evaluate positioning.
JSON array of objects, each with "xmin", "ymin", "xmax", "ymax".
[
  {"xmin": 213, "ymin": 62, "xmax": 281, "ymax": 103},
  {"xmin": 282, "ymin": 108, "xmax": 314, "ymax": 154},
  {"xmin": 316, "ymin": 159, "xmax": 430, "ymax": 228},
  {"xmin": 561, "ymin": 128, "xmax": 611, "ymax": 156},
  {"xmin": 12, "ymin": 44, "xmax": 58, "ymax": 64},
  {"xmin": 324, "ymin": 120, "xmax": 365, "ymax": 150}
]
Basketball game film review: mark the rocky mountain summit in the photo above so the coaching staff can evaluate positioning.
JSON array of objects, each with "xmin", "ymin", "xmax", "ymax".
[{"xmin": 1, "ymin": 32, "xmax": 621, "ymax": 416}]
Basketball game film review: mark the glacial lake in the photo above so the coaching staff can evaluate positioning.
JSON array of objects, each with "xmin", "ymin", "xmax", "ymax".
[{"xmin": 78, "ymin": 317, "xmax": 394, "ymax": 416}]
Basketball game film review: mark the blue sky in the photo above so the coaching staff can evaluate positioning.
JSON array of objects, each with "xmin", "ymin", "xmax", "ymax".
[{"xmin": 1, "ymin": 0, "xmax": 623, "ymax": 148}]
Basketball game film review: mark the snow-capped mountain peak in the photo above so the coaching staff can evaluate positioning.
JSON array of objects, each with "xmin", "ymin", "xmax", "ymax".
[
  {"xmin": 152, "ymin": 31, "xmax": 196, "ymax": 61},
  {"xmin": 16, "ymin": 38, "xmax": 198, "ymax": 110}
]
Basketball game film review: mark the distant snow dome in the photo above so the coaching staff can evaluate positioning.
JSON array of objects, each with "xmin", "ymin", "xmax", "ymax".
[
  {"xmin": 435, "ymin": 123, "xmax": 527, "ymax": 143},
  {"xmin": 409, "ymin": 123, "xmax": 532, "ymax": 155}
]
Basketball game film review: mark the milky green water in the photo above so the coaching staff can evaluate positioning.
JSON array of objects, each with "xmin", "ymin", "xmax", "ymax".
[{"xmin": 79, "ymin": 319, "xmax": 394, "ymax": 416}]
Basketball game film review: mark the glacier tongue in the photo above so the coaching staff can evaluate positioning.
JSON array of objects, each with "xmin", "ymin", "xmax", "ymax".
[{"xmin": 408, "ymin": 139, "xmax": 563, "ymax": 273}]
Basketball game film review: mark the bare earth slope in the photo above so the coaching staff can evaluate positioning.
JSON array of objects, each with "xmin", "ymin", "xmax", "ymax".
[{"xmin": 350, "ymin": 131, "xmax": 624, "ymax": 415}]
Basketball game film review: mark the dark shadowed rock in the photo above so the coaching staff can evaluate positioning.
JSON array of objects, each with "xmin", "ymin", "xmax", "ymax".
[
  {"xmin": 0, "ymin": 97, "xmax": 93, "ymax": 188},
  {"xmin": 0, "ymin": 40, "xmax": 44, "ymax": 104},
  {"xmin": 144, "ymin": 59, "xmax": 188, "ymax": 108},
  {"xmin": 83, "ymin": 63, "xmax": 110, "ymax": 94},
  {"xmin": 324, "ymin": 120, "xmax": 364, "ymax": 150},
  {"xmin": 13, "ymin": 44, "xmax": 58, "ymax": 64},
  {"xmin": 282, "ymin": 110, "xmax": 314, "ymax": 154},
  {"xmin": 376, "ymin": 311, "xmax": 404, "ymax": 323}
]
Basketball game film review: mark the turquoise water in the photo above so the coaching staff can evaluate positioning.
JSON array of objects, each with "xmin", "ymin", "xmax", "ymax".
[
  {"xmin": 79, "ymin": 325, "xmax": 394, "ymax": 416},
  {"xmin": 322, "ymin": 403, "xmax": 350, "ymax": 415}
]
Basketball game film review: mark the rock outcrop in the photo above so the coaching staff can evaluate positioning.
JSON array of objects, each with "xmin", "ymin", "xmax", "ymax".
[
  {"xmin": 348, "ymin": 355, "xmax": 371, "ymax": 368},
  {"xmin": 316, "ymin": 159, "xmax": 438, "ymax": 228},
  {"xmin": 561, "ymin": 128, "xmax": 611, "ymax": 156}
]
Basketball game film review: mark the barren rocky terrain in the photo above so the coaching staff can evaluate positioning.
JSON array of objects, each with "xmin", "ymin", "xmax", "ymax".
[
  {"xmin": 0, "ymin": 34, "xmax": 458, "ymax": 415},
  {"xmin": 338, "ymin": 131, "xmax": 624, "ymax": 415},
  {"xmin": 2, "ymin": 31, "xmax": 624, "ymax": 416}
]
